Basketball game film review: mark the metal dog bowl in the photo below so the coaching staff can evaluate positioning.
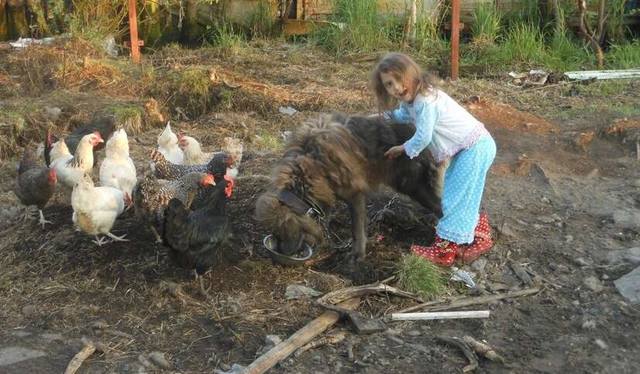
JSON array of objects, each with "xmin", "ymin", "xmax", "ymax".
[{"xmin": 263, "ymin": 234, "xmax": 314, "ymax": 266}]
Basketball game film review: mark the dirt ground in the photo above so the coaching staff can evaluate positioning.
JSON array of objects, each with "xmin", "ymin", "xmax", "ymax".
[{"xmin": 0, "ymin": 40, "xmax": 639, "ymax": 374}]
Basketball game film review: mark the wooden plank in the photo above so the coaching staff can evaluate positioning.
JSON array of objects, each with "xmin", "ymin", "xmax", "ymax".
[
  {"xmin": 128, "ymin": 0, "xmax": 141, "ymax": 64},
  {"xmin": 391, "ymin": 310, "xmax": 491, "ymax": 321},
  {"xmin": 565, "ymin": 69, "xmax": 640, "ymax": 80},
  {"xmin": 450, "ymin": 0, "xmax": 460, "ymax": 80}
]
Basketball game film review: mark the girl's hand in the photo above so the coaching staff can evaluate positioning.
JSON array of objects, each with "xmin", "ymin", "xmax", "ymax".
[{"xmin": 384, "ymin": 145, "xmax": 405, "ymax": 159}]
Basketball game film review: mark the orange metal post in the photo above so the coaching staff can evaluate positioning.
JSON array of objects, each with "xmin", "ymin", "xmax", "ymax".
[
  {"xmin": 450, "ymin": 0, "xmax": 460, "ymax": 80},
  {"xmin": 128, "ymin": 0, "xmax": 141, "ymax": 64}
]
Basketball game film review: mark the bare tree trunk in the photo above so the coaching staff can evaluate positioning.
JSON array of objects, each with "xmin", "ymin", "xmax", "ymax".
[
  {"xmin": 576, "ymin": 0, "xmax": 605, "ymax": 68},
  {"xmin": 403, "ymin": 0, "xmax": 417, "ymax": 48},
  {"xmin": 0, "ymin": 0, "xmax": 8, "ymax": 41}
]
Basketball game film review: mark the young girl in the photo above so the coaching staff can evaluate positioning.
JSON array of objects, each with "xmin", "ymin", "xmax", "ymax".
[{"xmin": 371, "ymin": 52, "xmax": 496, "ymax": 266}]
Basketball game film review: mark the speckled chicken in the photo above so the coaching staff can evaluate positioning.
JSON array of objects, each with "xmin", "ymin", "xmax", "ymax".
[
  {"xmin": 178, "ymin": 135, "xmax": 243, "ymax": 178},
  {"xmin": 150, "ymin": 148, "xmax": 225, "ymax": 180},
  {"xmin": 132, "ymin": 171, "xmax": 215, "ymax": 243},
  {"xmin": 14, "ymin": 147, "xmax": 57, "ymax": 228},
  {"xmin": 163, "ymin": 153, "xmax": 235, "ymax": 274}
]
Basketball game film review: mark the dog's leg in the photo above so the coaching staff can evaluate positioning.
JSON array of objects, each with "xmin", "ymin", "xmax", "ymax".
[{"xmin": 350, "ymin": 193, "xmax": 368, "ymax": 261}]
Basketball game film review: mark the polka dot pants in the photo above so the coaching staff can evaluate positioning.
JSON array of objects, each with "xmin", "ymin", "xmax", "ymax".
[{"xmin": 436, "ymin": 135, "xmax": 496, "ymax": 244}]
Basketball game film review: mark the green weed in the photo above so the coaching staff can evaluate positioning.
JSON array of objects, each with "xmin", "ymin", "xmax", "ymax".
[{"xmin": 396, "ymin": 254, "xmax": 448, "ymax": 299}]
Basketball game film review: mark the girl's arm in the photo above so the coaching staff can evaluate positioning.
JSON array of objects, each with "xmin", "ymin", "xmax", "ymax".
[
  {"xmin": 384, "ymin": 105, "xmax": 412, "ymax": 123},
  {"xmin": 403, "ymin": 101, "xmax": 437, "ymax": 159}
]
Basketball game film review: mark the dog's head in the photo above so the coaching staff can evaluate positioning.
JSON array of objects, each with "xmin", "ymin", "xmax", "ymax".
[{"xmin": 255, "ymin": 189, "xmax": 324, "ymax": 255}]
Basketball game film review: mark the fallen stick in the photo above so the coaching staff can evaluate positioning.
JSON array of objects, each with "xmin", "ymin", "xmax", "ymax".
[
  {"xmin": 294, "ymin": 331, "xmax": 347, "ymax": 357},
  {"xmin": 462, "ymin": 336, "xmax": 505, "ymax": 364},
  {"xmin": 391, "ymin": 310, "xmax": 490, "ymax": 321},
  {"xmin": 242, "ymin": 297, "xmax": 360, "ymax": 374},
  {"xmin": 396, "ymin": 287, "xmax": 540, "ymax": 314},
  {"xmin": 436, "ymin": 336, "xmax": 478, "ymax": 373},
  {"xmin": 317, "ymin": 282, "xmax": 418, "ymax": 315},
  {"xmin": 64, "ymin": 339, "xmax": 97, "ymax": 374}
]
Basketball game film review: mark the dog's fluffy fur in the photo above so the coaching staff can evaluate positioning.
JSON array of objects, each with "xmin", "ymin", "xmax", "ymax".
[{"xmin": 255, "ymin": 113, "xmax": 443, "ymax": 261}]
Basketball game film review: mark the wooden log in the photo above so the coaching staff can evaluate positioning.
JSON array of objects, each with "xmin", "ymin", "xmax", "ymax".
[
  {"xmin": 436, "ymin": 336, "xmax": 478, "ymax": 373},
  {"xmin": 391, "ymin": 310, "xmax": 490, "ymax": 321},
  {"xmin": 64, "ymin": 340, "xmax": 96, "ymax": 374},
  {"xmin": 462, "ymin": 336, "xmax": 505, "ymax": 364},
  {"xmin": 396, "ymin": 287, "xmax": 540, "ymax": 314},
  {"xmin": 243, "ymin": 297, "xmax": 360, "ymax": 374}
]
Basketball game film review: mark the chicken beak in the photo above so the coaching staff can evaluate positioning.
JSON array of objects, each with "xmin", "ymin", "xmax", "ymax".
[{"xmin": 201, "ymin": 174, "xmax": 216, "ymax": 187}]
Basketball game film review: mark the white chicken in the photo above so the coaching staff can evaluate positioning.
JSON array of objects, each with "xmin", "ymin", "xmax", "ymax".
[
  {"xmin": 157, "ymin": 122, "xmax": 184, "ymax": 164},
  {"xmin": 50, "ymin": 132, "xmax": 103, "ymax": 188},
  {"xmin": 72, "ymin": 173, "xmax": 127, "ymax": 246},
  {"xmin": 179, "ymin": 135, "xmax": 213, "ymax": 165},
  {"xmin": 179, "ymin": 135, "xmax": 243, "ymax": 178},
  {"xmin": 99, "ymin": 129, "xmax": 137, "ymax": 198}
]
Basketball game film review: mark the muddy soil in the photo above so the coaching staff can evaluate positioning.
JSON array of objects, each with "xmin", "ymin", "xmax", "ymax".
[{"xmin": 0, "ymin": 42, "xmax": 639, "ymax": 374}]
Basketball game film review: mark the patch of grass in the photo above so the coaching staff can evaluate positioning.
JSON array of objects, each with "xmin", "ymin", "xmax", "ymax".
[
  {"xmin": 67, "ymin": 0, "xmax": 128, "ymax": 51},
  {"xmin": 204, "ymin": 22, "xmax": 245, "ymax": 57},
  {"xmin": 396, "ymin": 254, "xmax": 448, "ymax": 299},
  {"xmin": 310, "ymin": 0, "xmax": 396, "ymax": 56},
  {"xmin": 253, "ymin": 130, "xmax": 284, "ymax": 152},
  {"xmin": 499, "ymin": 22, "xmax": 546, "ymax": 67},
  {"xmin": 607, "ymin": 40, "xmax": 640, "ymax": 69},
  {"xmin": 470, "ymin": 3, "xmax": 502, "ymax": 46},
  {"xmin": 543, "ymin": 31, "xmax": 591, "ymax": 71},
  {"xmin": 106, "ymin": 104, "xmax": 145, "ymax": 135},
  {"xmin": 248, "ymin": 0, "xmax": 277, "ymax": 38}
]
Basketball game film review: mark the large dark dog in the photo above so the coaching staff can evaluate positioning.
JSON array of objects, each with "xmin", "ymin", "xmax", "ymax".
[{"xmin": 255, "ymin": 113, "xmax": 443, "ymax": 262}]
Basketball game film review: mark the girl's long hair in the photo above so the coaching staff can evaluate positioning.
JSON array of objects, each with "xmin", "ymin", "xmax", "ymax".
[{"xmin": 370, "ymin": 52, "xmax": 438, "ymax": 112}]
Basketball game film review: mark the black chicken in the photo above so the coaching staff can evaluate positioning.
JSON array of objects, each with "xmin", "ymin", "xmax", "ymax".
[
  {"xmin": 45, "ymin": 115, "xmax": 116, "ymax": 167},
  {"xmin": 163, "ymin": 152, "xmax": 235, "ymax": 274},
  {"xmin": 14, "ymin": 147, "xmax": 57, "ymax": 228}
]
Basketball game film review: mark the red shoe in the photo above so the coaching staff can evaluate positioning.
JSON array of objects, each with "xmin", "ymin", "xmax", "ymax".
[
  {"xmin": 411, "ymin": 237, "xmax": 458, "ymax": 267},
  {"xmin": 475, "ymin": 212, "xmax": 491, "ymax": 240},
  {"xmin": 456, "ymin": 236, "xmax": 494, "ymax": 264}
]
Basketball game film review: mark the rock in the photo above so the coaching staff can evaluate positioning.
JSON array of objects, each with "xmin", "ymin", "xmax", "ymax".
[
  {"xmin": 214, "ymin": 364, "xmax": 246, "ymax": 374},
  {"xmin": 612, "ymin": 210, "xmax": 640, "ymax": 230},
  {"xmin": 583, "ymin": 276, "xmax": 604, "ymax": 293},
  {"xmin": 594, "ymin": 339, "xmax": 608, "ymax": 350},
  {"xmin": 148, "ymin": 351, "xmax": 171, "ymax": 369},
  {"xmin": 497, "ymin": 222, "xmax": 517, "ymax": 238},
  {"xmin": 581, "ymin": 319, "xmax": 596, "ymax": 330},
  {"xmin": 606, "ymin": 247, "xmax": 640, "ymax": 266},
  {"xmin": 614, "ymin": 266, "xmax": 640, "ymax": 304},
  {"xmin": 471, "ymin": 257, "xmax": 487, "ymax": 273},
  {"xmin": 538, "ymin": 215, "xmax": 556, "ymax": 224},
  {"xmin": 573, "ymin": 257, "xmax": 592, "ymax": 267},
  {"xmin": 0, "ymin": 347, "xmax": 46, "ymax": 367},
  {"xmin": 257, "ymin": 335, "xmax": 282, "ymax": 355},
  {"xmin": 138, "ymin": 354, "xmax": 153, "ymax": 368},
  {"xmin": 285, "ymin": 284, "xmax": 322, "ymax": 300},
  {"xmin": 406, "ymin": 330, "xmax": 422, "ymax": 337},
  {"xmin": 21, "ymin": 305, "xmax": 37, "ymax": 318},
  {"xmin": 278, "ymin": 106, "xmax": 298, "ymax": 116},
  {"xmin": 633, "ymin": 179, "xmax": 640, "ymax": 188},
  {"xmin": 43, "ymin": 106, "xmax": 62, "ymax": 122},
  {"xmin": 565, "ymin": 235, "xmax": 574, "ymax": 243}
]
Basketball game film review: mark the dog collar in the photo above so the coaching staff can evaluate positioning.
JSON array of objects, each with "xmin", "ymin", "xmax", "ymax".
[{"xmin": 277, "ymin": 189, "xmax": 325, "ymax": 219}]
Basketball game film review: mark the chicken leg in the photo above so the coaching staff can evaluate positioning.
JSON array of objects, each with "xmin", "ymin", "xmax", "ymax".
[
  {"xmin": 93, "ymin": 236, "xmax": 110, "ymax": 246},
  {"xmin": 106, "ymin": 232, "xmax": 129, "ymax": 242},
  {"xmin": 150, "ymin": 226, "xmax": 163, "ymax": 244},
  {"xmin": 38, "ymin": 209, "xmax": 52, "ymax": 229}
]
